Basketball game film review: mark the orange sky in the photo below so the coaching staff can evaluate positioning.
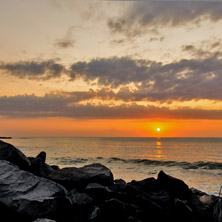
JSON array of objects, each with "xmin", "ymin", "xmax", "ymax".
[
  {"xmin": 0, "ymin": 118, "xmax": 221, "ymax": 137},
  {"xmin": 0, "ymin": 1, "xmax": 222, "ymax": 137}
]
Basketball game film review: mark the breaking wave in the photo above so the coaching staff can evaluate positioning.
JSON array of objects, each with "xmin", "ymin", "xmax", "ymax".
[{"xmin": 54, "ymin": 156, "xmax": 222, "ymax": 170}]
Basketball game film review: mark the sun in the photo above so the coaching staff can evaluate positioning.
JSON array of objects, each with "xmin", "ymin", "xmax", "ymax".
[{"xmin": 157, "ymin": 128, "xmax": 160, "ymax": 132}]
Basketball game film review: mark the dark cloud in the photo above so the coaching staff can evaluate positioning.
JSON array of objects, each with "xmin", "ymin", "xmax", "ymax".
[
  {"xmin": 0, "ymin": 59, "xmax": 65, "ymax": 80},
  {"xmin": 1, "ymin": 53, "xmax": 222, "ymax": 101},
  {"xmin": 69, "ymin": 57, "xmax": 151, "ymax": 87},
  {"xmin": 108, "ymin": 2, "xmax": 222, "ymax": 38},
  {"xmin": 69, "ymin": 55, "xmax": 222, "ymax": 101},
  {"xmin": 0, "ymin": 94, "xmax": 221, "ymax": 120}
]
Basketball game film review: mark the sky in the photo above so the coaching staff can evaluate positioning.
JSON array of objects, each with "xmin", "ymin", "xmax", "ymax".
[{"xmin": 0, "ymin": 0, "xmax": 222, "ymax": 137}]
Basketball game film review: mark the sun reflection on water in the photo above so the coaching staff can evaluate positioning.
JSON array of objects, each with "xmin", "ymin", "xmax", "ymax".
[{"xmin": 155, "ymin": 140, "xmax": 166, "ymax": 159}]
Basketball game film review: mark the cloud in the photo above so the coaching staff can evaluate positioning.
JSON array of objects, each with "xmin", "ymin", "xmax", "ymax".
[
  {"xmin": 69, "ymin": 55, "xmax": 222, "ymax": 101},
  {"xmin": 0, "ymin": 94, "xmax": 222, "ymax": 120},
  {"xmin": 182, "ymin": 38, "xmax": 222, "ymax": 58},
  {"xmin": 107, "ymin": 2, "xmax": 222, "ymax": 38},
  {"xmin": 54, "ymin": 26, "xmax": 75, "ymax": 49},
  {"xmin": 0, "ymin": 59, "xmax": 65, "ymax": 80},
  {"xmin": 55, "ymin": 39, "xmax": 75, "ymax": 48},
  {"xmin": 1, "ymin": 53, "xmax": 222, "ymax": 101}
]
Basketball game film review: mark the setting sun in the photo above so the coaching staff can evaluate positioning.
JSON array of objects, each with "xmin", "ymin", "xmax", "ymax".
[{"xmin": 157, "ymin": 128, "xmax": 160, "ymax": 132}]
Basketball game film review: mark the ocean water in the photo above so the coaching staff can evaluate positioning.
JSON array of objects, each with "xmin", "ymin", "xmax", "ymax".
[{"xmin": 4, "ymin": 137, "xmax": 222, "ymax": 196}]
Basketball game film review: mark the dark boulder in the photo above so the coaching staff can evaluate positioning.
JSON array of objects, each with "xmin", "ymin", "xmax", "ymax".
[
  {"xmin": 85, "ymin": 183, "xmax": 112, "ymax": 202},
  {"xmin": 81, "ymin": 163, "xmax": 114, "ymax": 186},
  {"xmin": 213, "ymin": 198, "xmax": 222, "ymax": 222},
  {"xmin": 157, "ymin": 170, "xmax": 191, "ymax": 199},
  {"xmin": 173, "ymin": 198, "xmax": 194, "ymax": 222},
  {"xmin": 0, "ymin": 140, "xmax": 30, "ymax": 170},
  {"xmin": 101, "ymin": 198, "xmax": 132, "ymax": 222},
  {"xmin": 47, "ymin": 163, "xmax": 114, "ymax": 189},
  {"xmin": 29, "ymin": 157, "xmax": 54, "ymax": 178},
  {"xmin": 69, "ymin": 189, "xmax": 93, "ymax": 206},
  {"xmin": 0, "ymin": 160, "xmax": 71, "ymax": 221},
  {"xmin": 36, "ymin": 151, "xmax": 46, "ymax": 162}
]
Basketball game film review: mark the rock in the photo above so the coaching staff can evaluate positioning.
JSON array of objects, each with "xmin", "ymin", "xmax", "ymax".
[
  {"xmin": 88, "ymin": 206, "xmax": 101, "ymax": 221},
  {"xmin": 69, "ymin": 190, "xmax": 93, "ymax": 206},
  {"xmin": 81, "ymin": 163, "xmax": 114, "ymax": 186},
  {"xmin": 190, "ymin": 187, "xmax": 207, "ymax": 196},
  {"xmin": 0, "ymin": 140, "xmax": 31, "ymax": 170},
  {"xmin": 29, "ymin": 157, "xmax": 54, "ymax": 178},
  {"xmin": 47, "ymin": 163, "xmax": 114, "ymax": 189},
  {"xmin": 85, "ymin": 183, "xmax": 112, "ymax": 202},
  {"xmin": 51, "ymin": 165, "xmax": 60, "ymax": 170},
  {"xmin": 174, "ymin": 198, "xmax": 194, "ymax": 221},
  {"xmin": 213, "ymin": 198, "xmax": 222, "ymax": 222},
  {"xmin": 33, "ymin": 219, "xmax": 56, "ymax": 222},
  {"xmin": 36, "ymin": 151, "xmax": 46, "ymax": 162},
  {"xmin": 157, "ymin": 170, "xmax": 191, "ymax": 199},
  {"xmin": 0, "ymin": 160, "xmax": 71, "ymax": 221},
  {"xmin": 101, "ymin": 198, "xmax": 131, "ymax": 221},
  {"xmin": 128, "ymin": 216, "xmax": 143, "ymax": 222}
]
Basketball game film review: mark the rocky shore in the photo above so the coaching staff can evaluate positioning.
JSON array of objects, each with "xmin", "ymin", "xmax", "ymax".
[{"xmin": 0, "ymin": 140, "xmax": 221, "ymax": 222}]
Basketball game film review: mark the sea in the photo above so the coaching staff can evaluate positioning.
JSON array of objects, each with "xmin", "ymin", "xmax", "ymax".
[{"xmin": 3, "ymin": 137, "xmax": 222, "ymax": 196}]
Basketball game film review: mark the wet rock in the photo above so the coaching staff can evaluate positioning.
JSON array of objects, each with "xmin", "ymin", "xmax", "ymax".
[
  {"xmin": 47, "ymin": 163, "xmax": 113, "ymax": 189},
  {"xmin": 0, "ymin": 140, "xmax": 31, "ymax": 170},
  {"xmin": 0, "ymin": 160, "xmax": 71, "ymax": 221},
  {"xmin": 157, "ymin": 170, "xmax": 191, "ymax": 199}
]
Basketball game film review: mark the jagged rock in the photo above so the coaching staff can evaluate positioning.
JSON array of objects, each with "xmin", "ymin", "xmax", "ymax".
[
  {"xmin": 0, "ymin": 160, "xmax": 71, "ymax": 221},
  {"xmin": 47, "ymin": 163, "xmax": 114, "ymax": 189},
  {"xmin": 0, "ymin": 140, "xmax": 30, "ymax": 170},
  {"xmin": 36, "ymin": 151, "xmax": 46, "ymax": 162},
  {"xmin": 29, "ymin": 157, "xmax": 54, "ymax": 178},
  {"xmin": 157, "ymin": 170, "xmax": 191, "ymax": 199}
]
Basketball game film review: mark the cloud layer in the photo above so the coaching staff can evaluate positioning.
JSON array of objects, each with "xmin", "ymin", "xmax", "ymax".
[
  {"xmin": 108, "ymin": 2, "xmax": 222, "ymax": 38},
  {"xmin": 1, "ymin": 54, "xmax": 222, "ymax": 102},
  {"xmin": 0, "ymin": 94, "xmax": 222, "ymax": 119}
]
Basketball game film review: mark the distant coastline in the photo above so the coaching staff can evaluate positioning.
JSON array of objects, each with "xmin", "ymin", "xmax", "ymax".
[{"xmin": 0, "ymin": 137, "xmax": 11, "ymax": 139}]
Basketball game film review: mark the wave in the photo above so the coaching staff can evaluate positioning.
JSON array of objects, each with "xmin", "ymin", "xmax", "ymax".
[
  {"xmin": 53, "ymin": 156, "xmax": 222, "ymax": 171},
  {"xmin": 107, "ymin": 157, "xmax": 222, "ymax": 170}
]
